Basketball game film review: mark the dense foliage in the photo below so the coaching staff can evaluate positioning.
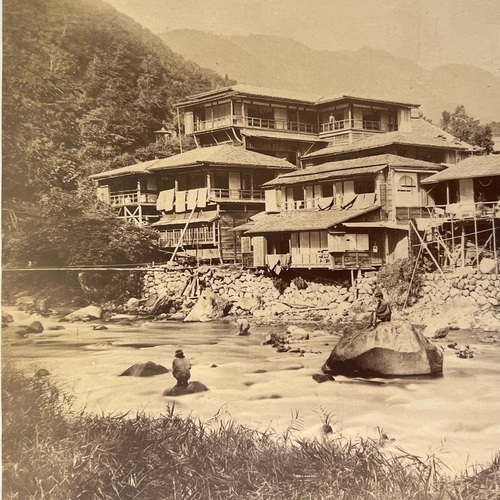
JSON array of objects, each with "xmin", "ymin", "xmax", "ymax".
[
  {"xmin": 4, "ymin": 368, "xmax": 498, "ymax": 499},
  {"xmin": 377, "ymin": 258, "xmax": 424, "ymax": 308},
  {"xmin": 2, "ymin": 0, "xmax": 231, "ymax": 204},
  {"xmin": 3, "ymin": 187, "xmax": 163, "ymax": 267},
  {"xmin": 441, "ymin": 105, "xmax": 494, "ymax": 154}
]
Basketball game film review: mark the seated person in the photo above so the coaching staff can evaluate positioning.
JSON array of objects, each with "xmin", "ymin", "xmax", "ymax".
[{"xmin": 370, "ymin": 291, "xmax": 391, "ymax": 328}]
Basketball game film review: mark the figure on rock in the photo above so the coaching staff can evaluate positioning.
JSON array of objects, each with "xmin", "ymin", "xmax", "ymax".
[
  {"xmin": 172, "ymin": 349, "xmax": 191, "ymax": 388},
  {"xmin": 369, "ymin": 291, "xmax": 391, "ymax": 329},
  {"xmin": 238, "ymin": 318, "xmax": 251, "ymax": 335}
]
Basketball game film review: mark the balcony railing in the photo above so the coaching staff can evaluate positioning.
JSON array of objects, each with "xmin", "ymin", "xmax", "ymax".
[
  {"xmin": 194, "ymin": 115, "xmax": 318, "ymax": 134},
  {"xmin": 159, "ymin": 226, "xmax": 215, "ymax": 248},
  {"xmin": 397, "ymin": 201, "xmax": 500, "ymax": 221},
  {"xmin": 210, "ymin": 188, "xmax": 265, "ymax": 201},
  {"xmin": 109, "ymin": 190, "xmax": 158, "ymax": 206},
  {"xmin": 320, "ymin": 119, "xmax": 398, "ymax": 134}
]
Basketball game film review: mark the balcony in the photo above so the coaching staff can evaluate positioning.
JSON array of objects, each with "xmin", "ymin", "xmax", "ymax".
[
  {"xmin": 109, "ymin": 190, "xmax": 158, "ymax": 206},
  {"xmin": 320, "ymin": 119, "xmax": 398, "ymax": 134},
  {"xmin": 194, "ymin": 115, "xmax": 318, "ymax": 134},
  {"xmin": 210, "ymin": 188, "xmax": 265, "ymax": 201},
  {"xmin": 396, "ymin": 201, "xmax": 500, "ymax": 221}
]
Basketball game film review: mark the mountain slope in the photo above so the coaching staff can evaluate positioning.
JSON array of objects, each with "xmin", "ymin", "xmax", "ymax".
[
  {"xmin": 2, "ymin": 0, "xmax": 230, "ymax": 203},
  {"xmin": 160, "ymin": 30, "xmax": 500, "ymax": 123}
]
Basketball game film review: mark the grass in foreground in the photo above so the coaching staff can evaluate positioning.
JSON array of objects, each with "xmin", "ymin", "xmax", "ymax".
[{"xmin": 2, "ymin": 367, "xmax": 499, "ymax": 499}]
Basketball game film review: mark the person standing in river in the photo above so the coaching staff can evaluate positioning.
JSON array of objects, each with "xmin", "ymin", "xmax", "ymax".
[
  {"xmin": 369, "ymin": 291, "xmax": 392, "ymax": 329},
  {"xmin": 172, "ymin": 349, "xmax": 191, "ymax": 388}
]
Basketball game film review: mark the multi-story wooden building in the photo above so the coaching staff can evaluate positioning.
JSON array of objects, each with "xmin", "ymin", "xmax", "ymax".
[
  {"xmin": 91, "ymin": 145, "xmax": 296, "ymax": 263},
  {"xmin": 234, "ymin": 154, "xmax": 445, "ymax": 270},
  {"xmin": 93, "ymin": 84, "xmax": 478, "ymax": 267}
]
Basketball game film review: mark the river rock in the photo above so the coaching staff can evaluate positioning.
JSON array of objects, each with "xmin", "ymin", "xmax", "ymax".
[
  {"xmin": 63, "ymin": 305, "xmax": 102, "ymax": 322},
  {"xmin": 126, "ymin": 297, "xmax": 141, "ymax": 309},
  {"xmin": 2, "ymin": 313, "xmax": 14, "ymax": 323},
  {"xmin": 164, "ymin": 381, "xmax": 209, "ymax": 396},
  {"xmin": 184, "ymin": 290, "xmax": 228, "ymax": 322},
  {"xmin": 16, "ymin": 296, "xmax": 35, "ymax": 311},
  {"xmin": 26, "ymin": 321, "xmax": 44, "ymax": 334},
  {"xmin": 120, "ymin": 361, "xmax": 169, "ymax": 377},
  {"xmin": 322, "ymin": 320, "xmax": 443, "ymax": 377},
  {"xmin": 423, "ymin": 319, "xmax": 449, "ymax": 339},
  {"xmin": 479, "ymin": 258, "xmax": 497, "ymax": 274},
  {"xmin": 237, "ymin": 318, "xmax": 251, "ymax": 335},
  {"xmin": 237, "ymin": 297, "xmax": 260, "ymax": 311}
]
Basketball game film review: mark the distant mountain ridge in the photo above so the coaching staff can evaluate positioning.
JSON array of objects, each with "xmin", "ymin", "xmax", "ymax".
[{"xmin": 160, "ymin": 30, "xmax": 500, "ymax": 124}]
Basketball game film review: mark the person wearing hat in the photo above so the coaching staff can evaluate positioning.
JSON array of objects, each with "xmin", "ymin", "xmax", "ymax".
[
  {"xmin": 172, "ymin": 349, "xmax": 191, "ymax": 388},
  {"xmin": 369, "ymin": 291, "xmax": 392, "ymax": 329}
]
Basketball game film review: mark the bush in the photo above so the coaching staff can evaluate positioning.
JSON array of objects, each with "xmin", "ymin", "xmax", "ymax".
[{"xmin": 377, "ymin": 258, "xmax": 424, "ymax": 308}]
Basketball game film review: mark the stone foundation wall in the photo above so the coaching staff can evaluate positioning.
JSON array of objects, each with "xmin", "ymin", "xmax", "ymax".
[
  {"xmin": 419, "ymin": 271, "xmax": 500, "ymax": 309},
  {"xmin": 142, "ymin": 266, "xmax": 378, "ymax": 319}
]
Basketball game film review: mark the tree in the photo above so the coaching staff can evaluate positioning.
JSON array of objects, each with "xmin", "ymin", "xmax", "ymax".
[
  {"xmin": 441, "ymin": 105, "xmax": 494, "ymax": 154},
  {"xmin": 3, "ymin": 187, "xmax": 164, "ymax": 267}
]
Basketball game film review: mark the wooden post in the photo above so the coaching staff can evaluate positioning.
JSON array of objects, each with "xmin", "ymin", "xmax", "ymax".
[
  {"xmin": 473, "ymin": 209, "xmax": 479, "ymax": 269},
  {"xmin": 493, "ymin": 214, "xmax": 498, "ymax": 274},
  {"xmin": 176, "ymin": 106, "xmax": 183, "ymax": 153},
  {"xmin": 169, "ymin": 205, "xmax": 196, "ymax": 264},
  {"xmin": 461, "ymin": 225, "xmax": 465, "ymax": 267},
  {"xmin": 410, "ymin": 220, "xmax": 444, "ymax": 276}
]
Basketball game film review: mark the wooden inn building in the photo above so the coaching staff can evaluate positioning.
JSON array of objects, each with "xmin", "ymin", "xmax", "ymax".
[{"xmin": 93, "ymin": 84, "xmax": 499, "ymax": 271}]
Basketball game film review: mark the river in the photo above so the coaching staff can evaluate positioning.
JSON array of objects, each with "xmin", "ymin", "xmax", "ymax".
[{"xmin": 3, "ymin": 307, "xmax": 500, "ymax": 474}]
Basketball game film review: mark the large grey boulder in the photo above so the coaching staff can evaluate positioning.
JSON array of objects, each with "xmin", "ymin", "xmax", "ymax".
[
  {"xmin": 62, "ymin": 305, "xmax": 102, "ymax": 322},
  {"xmin": 120, "ymin": 361, "xmax": 169, "ymax": 377},
  {"xmin": 322, "ymin": 320, "xmax": 443, "ymax": 377},
  {"xmin": 184, "ymin": 290, "xmax": 228, "ymax": 322}
]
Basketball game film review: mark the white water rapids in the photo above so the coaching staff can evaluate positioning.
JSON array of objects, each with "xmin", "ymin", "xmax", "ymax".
[{"xmin": 3, "ymin": 307, "xmax": 499, "ymax": 475}]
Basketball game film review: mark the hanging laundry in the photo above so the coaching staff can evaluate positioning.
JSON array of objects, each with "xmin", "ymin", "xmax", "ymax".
[
  {"xmin": 175, "ymin": 190, "xmax": 187, "ymax": 213},
  {"xmin": 186, "ymin": 189, "xmax": 198, "ymax": 210}
]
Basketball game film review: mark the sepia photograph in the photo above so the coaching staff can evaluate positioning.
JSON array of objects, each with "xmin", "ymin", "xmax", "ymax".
[{"xmin": 2, "ymin": 0, "xmax": 500, "ymax": 498}]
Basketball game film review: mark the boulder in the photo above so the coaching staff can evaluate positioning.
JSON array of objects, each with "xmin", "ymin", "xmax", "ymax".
[
  {"xmin": 126, "ymin": 297, "xmax": 141, "ymax": 309},
  {"xmin": 479, "ymin": 258, "xmax": 497, "ymax": 274},
  {"xmin": 63, "ymin": 305, "xmax": 102, "ymax": 322},
  {"xmin": 2, "ymin": 313, "xmax": 14, "ymax": 323},
  {"xmin": 322, "ymin": 320, "xmax": 443, "ymax": 377},
  {"xmin": 163, "ymin": 381, "xmax": 209, "ymax": 396},
  {"xmin": 184, "ymin": 290, "xmax": 228, "ymax": 322},
  {"xmin": 26, "ymin": 321, "xmax": 44, "ymax": 334},
  {"xmin": 237, "ymin": 318, "xmax": 251, "ymax": 335},
  {"xmin": 423, "ymin": 319, "xmax": 449, "ymax": 339},
  {"xmin": 237, "ymin": 297, "xmax": 260, "ymax": 312},
  {"xmin": 120, "ymin": 361, "xmax": 169, "ymax": 377}
]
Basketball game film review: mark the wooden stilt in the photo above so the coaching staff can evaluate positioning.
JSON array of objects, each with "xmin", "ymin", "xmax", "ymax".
[
  {"xmin": 473, "ymin": 210, "xmax": 479, "ymax": 269},
  {"xmin": 493, "ymin": 214, "xmax": 498, "ymax": 274},
  {"xmin": 410, "ymin": 220, "xmax": 444, "ymax": 275},
  {"xmin": 404, "ymin": 245, "xmax": 423, "ymax": 308},
  {"xmin": 461, "ymin": 225, "xmax": 465, "ymax": 267}
]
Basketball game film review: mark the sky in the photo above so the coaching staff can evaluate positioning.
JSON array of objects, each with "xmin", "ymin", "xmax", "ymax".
[{"xmin": 105, "ymin": 0, "xmax": 500, "ymax": 76}]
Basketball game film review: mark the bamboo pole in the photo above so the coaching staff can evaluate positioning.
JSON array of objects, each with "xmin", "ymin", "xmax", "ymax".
[
  {"xmin": 474, "ymin": 208, "xmax": 479, "ymax": 269},
  {"xmin": 410, "ymin": 220, "xmax": 444, "ymax": 275},
  {"xmin": 493, "ymin": 214, "xmax": 498, "ymax": 274},
  {"xmin": 169, "ymin": 204, "xmax": 197, "ymax": 264},
  {"xmin": 403, "ymin": 245, "xmax": 423, "ymax": 309}
]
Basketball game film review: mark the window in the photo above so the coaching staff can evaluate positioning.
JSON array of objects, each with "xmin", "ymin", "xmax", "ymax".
[
  {"xmin": 398, "ymin": 175, "xmax": 416, "ymax": 193},
  {"xmin": 322, "ymin": 183, "xmax": 334, "ymax": 197}
]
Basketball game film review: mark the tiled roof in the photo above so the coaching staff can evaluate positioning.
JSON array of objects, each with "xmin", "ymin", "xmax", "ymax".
[
  {"xmin": 421, "ymin": 155, "xmax": 500, "ymax": 184},
  {"xmin": 242, "ymin": 129, "xmax": 324, "ymax": 143},
  {"xmin": 303, "ymin": 118, "xmax": 474, "ymax": 159},
  {"xmin": 315, "ymin": 94, "xmax": 419, "ymax": 107},
  {"xmin": 243, "ymin": 206, "xmax": 380, "ymax": 234},
  {"xmin": 152, "ymin": 210, "xmax": 219, "ymax": 227},
  {"xmin": 89, "ymin": 158, "xmax": 161, "ymax": 179},
  {"xmin": 178, "ymin": 84, "xmax": 317, "ymax": 106},
  {"xmin": 264, "ymin": 154, "xmax": 441, "ymax": 187},
  {"xmin": 147, "ymin": 145, "xmax": 296, "ymax": 170},
  {"xmin": 91, "ymin": 145, "xmax": 297, "ymax": 180}
]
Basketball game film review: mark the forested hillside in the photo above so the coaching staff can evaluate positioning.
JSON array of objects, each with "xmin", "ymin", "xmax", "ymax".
[{"xmin": 2, "ymin": 0, "xmax": 231, "ymax": 203}]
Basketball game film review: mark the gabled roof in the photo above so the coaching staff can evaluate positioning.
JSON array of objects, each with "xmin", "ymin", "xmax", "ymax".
[
  {"xmin": 152, "ymin": 210, "xmax": 219, "ymax": 227},
  {"xmin": 242, "ymin": 129, "xmax": 324, "ymax": 142},
  {"xmin": 264, "ymin": 154, "xmax": 442, "ymax": 187},
  {"xmin": 147, "ymin": 145, "xmax": 296, "ymax": 170},
  {"xmin": 89, "ymin": 158, "xmax": 161, "ymax": 179},
  {"xmin": 177, "ymin": 84, "xmax": 317, "ymax": 106},
  {"xmin": 315, "ymin": 94, "xmax": 419, "ymax": 108},
  {"xmin": 303, "ymin": 118, "xmax": 475, "ymax": 159},
  {"xmin": 90, "ymin": 145, "xmax": 297, "ymax": 180},
  {"xmin": 421, "ymin": 155, "xmax": 500, "ymax": 184},
  {"xmin": 243, "ymin": 206, "xmax": 380, "ymax": 234}
]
